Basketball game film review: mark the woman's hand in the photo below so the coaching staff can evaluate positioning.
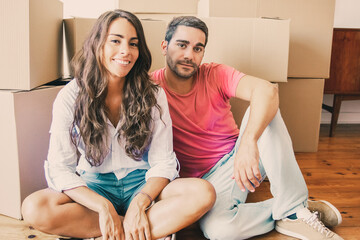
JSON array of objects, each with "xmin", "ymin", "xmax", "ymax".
[
  {"xmin": 123, "ymin": 196, "xmax": 152, "ymax": 240},
  {"xmin": 98, "ymin": 203, "xmax": 125, "ymax": 240}
]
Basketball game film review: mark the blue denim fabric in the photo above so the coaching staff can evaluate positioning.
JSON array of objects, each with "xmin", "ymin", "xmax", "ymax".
[{"xmin": 79, "ymin": 169, "xmax": 147, "ymax": 216}]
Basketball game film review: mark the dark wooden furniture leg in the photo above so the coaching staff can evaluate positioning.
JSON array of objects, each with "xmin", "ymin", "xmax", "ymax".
[
  {"xmin": 323, "ymin": 94, "xmax": 360, "ymax": 137},
  {"xmin": 330, "ymin": 94, "xmax": 342, "ymax": 137}
]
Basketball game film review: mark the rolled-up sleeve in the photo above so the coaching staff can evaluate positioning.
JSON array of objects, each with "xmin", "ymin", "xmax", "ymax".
[
  {"xmin": 145, "ymin": 88, "xmax": 179, "ymax": 181},
  {"xmin": 45, "ymin": 82, "xmax": 87, "ymax": 192}
]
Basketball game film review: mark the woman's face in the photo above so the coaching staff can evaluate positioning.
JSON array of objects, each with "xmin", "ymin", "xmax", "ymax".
[{"xmin": 102, "ymin": 17, "xmax": 139, "ymax": 81}]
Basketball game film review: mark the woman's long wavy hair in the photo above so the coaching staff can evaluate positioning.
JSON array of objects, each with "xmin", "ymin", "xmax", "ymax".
[{"xmin": 70, "ymin": 9, "xmax": 161, "ymax": 166}]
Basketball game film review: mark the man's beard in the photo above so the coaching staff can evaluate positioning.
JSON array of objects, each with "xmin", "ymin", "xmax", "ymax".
[{"xmin": 166, "ymin": 56, "xmax": 198, "ymax": 79}]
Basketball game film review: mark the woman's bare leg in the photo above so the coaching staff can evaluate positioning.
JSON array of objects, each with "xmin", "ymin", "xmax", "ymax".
[
  {"xmin": 147, "ymin": 178, "xmax": 216, "ymax": 239},
  {"xmin": 21, "ymin": 188, "xmax": 101, "ymax": 238},
  {"xmin": 22, "ymin": 178, "xmax": 215, "ymax": 239}
]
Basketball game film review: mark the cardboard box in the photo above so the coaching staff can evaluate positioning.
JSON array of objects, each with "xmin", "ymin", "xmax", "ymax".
[
  {"xmin": 63, "ymin": 18, "xmax": 166, "ymax": 75},
  {"xmin": 198, "ymin": 0, "xmax": 336, "ymax": 78},
  {"xmin": 230, "ymin": 79, "xmax": 324, "ymax": 152},
  {"xmin": 141, "ymin": 20, "xmax": 167, "ymax": 72},
  {"xmin": 63, "ymin": 0, "xmax": 114, "ymax": 18},
  {"xmin": 0, "ymin": 85, "xmax": 64, "ymax": 219},
  {"xmin": 135, "ymin": 13, "xmax": 196, "ymax": 23},
  {"xmin": 201, "ymin": 17, "xmax": 290, "ymax": 82},
  {"xmin": 278, "ymin": 78, "xmax": 324, "ymax": 152},
  {"xmin": 117, "ymin": 0, "xmax": 198, "ymax": 14},
  {"xmin": 0, "ymin": 0, "xmax": 63, "ymax": 90},
  {"xmin": 63, "ymin": 18, "xmax": 97, "ymax": 65}
]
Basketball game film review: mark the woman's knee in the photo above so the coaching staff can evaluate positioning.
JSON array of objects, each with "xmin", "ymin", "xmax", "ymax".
[
  {"xmin": 22, "ymin": 190, "xmax": 47, "ymax": 223},
  {"xmin": 21, "ymin": 189, "xmax": 68, "ymax": 230},
  {"xmin": 186, "ymin": 178, "xmax": 216, "ymax": 211},
  {"xmin": 165, "ymin": 178, "xmax": 216, "ymax": 214}
]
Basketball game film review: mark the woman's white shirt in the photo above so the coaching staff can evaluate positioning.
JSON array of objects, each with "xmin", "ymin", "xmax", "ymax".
[{"xmin": 45, "ymin": 80, "xmax": 179, "ymax": 192}]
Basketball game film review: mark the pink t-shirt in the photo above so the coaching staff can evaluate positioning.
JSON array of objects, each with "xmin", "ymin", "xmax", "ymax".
[{"xmin": 152, "ymin": 63, "xmax": 246, "ymax": 178}]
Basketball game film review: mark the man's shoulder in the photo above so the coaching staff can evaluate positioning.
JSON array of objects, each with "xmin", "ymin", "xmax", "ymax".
[
  {"xmin": 199, "ymin": 62, "xmax": 231, "ymax": 75},
  {"xmin": 150, "ymin": 68, "xmax": 165, "ymax": 85},
  {"xmin": 201, "ymin": 62, "xmax": 233, "ymax": 70},
  {"xmin": 198, "ymin": 63, "xmax": 236, "ymax": 82}
]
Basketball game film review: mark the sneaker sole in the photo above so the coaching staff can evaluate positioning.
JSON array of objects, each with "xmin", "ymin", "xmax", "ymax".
[
  {"xmin": 308, "ymin": 200, "xmax": 342, "ymax": 227},
  {"xmin": 275, "ymin": 225, "xmax": 309, "ymax": 240},
  {"xmin": 157, "ymin": 233, "xmax": 176, "ymax": 240}
]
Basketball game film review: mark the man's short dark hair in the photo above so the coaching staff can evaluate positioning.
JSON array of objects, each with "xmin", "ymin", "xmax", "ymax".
[{"xmin": 165, "ymin": 16, "xmax": 209, "ymax": 46}]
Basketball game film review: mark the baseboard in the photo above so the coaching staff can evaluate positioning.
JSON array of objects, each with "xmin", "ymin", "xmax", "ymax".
[{"xmin": 321, "ymin": 112, "xmax": 360, "ymax": 124}]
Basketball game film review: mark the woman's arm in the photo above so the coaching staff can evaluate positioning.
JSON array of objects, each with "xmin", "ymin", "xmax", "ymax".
[
  {"xmin": 123, "ymin": 177, "xmax": 169, "ymax": 240},
  {"xmin": 47, "ymin": 82, "xmax": 125, "ymax": 239},
  {"xmin": 145, "ymin": 88, "xmax": 179, "ymax": 181},
  {"xmin": 46, "ymin": 81, "xmax": 87, "ymax": 191},
  {"xmin": 64, "ymin": 186, "xmax": 125, "ymax": 240},
  {"xmin": 122, "ymin": 88, "xmax": 177, "ymax": 240}
]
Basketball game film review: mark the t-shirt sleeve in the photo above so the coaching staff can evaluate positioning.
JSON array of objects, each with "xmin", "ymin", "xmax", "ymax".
[
  {"xmin": 150, "ymin": 68, "xmax": 164, "ymax": 85},
  {"xmin": 213, "ymin": 64, "xmax": 246, "ymax": 99}
]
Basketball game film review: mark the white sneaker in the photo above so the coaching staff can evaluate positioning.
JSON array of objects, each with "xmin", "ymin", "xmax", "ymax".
[
  {"xmin": 275, "ymin": 208, "xmax": 343, "ymax": 240},
  {"xmin": 158, "ymin": 233, "xmax": 176, "ymax": 240},
  {"xmin": 308, "ymin": 200, "xmax": 342, "ymax": 227}
]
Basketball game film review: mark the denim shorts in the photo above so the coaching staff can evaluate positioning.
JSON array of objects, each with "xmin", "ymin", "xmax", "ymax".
[{"xmin": 78, "ymin": 169, "xmax": 147, "ymax": 215}]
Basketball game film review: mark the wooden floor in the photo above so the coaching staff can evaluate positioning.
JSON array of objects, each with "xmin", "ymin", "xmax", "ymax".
[{"xmin": 1, "ymin": 124, "xmax": 359, "ymax": 240}]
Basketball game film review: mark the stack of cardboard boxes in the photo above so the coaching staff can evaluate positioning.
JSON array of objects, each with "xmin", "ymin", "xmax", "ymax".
[{"xmin": 0, "ymin": 0, "xmax": 64, "ymax": 219}]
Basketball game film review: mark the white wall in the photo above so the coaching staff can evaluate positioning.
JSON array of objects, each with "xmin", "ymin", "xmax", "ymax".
[
  {"xmin": 321, "ymin": 0, "xmax": 360, "ymax": 124},
  {"xmin": 334, "ymin": 0, "xmax": 360, "ymax": 28},
  {"xmin": 322, "ymin": 95, "xmax": 360, "ymax": 124}
]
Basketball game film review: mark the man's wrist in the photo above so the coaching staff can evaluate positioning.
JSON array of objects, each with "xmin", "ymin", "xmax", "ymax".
[{"xmin": 241, "ymin": 132, "xmax": 258, "ymax": 143}]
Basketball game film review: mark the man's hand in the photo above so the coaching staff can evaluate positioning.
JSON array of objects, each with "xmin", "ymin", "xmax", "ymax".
[
  {"xmin": 98, "ymin": 203, "xmax": 125, "ymax": 240},
  {"xmin": 232, "ymin": 138, "xmax": 262, "ymax": 192}
]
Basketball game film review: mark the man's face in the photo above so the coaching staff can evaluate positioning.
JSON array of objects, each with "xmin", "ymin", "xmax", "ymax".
[{"xmin": 162, "ymin": 26, "xmax": 206, "ymax": 79}]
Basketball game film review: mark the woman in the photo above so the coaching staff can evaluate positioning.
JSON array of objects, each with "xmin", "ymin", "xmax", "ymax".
[{"xmin": 21, "ymin": 9, "xmax": 215, "ymax": 240}]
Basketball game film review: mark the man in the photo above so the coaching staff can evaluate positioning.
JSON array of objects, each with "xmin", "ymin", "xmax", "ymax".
[{"xmin": 151, "ymin": 16, "xmax": 343, "ymax": 240}]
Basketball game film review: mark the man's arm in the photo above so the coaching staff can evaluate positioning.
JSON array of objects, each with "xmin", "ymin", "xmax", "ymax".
[{"xmin": 233, "ymin": 75, "xmax": 279, "ymax": 192}]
